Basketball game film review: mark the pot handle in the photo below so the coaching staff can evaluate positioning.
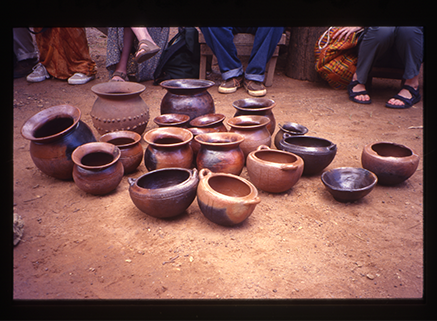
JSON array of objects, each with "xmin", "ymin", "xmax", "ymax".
[
  {"xmin": 244, "ymin": 196, "xmax": 261, "ymax": 205},
  {"xmin": 329, "ymin": 143, "xmax": 337, "ymax": 150},
  {"xmin": 191, "ymin": 167, "xmax": 198, "ymax": 179},
  {"xmin": 199, "ymin": 168, "xmax": 211, "ymax": 180},
  {"xmin": 256, "ymin": 144, "xmax": 271, "ymax": 151},
  {"xmin": 283, "ymin": 132, "xmax": 292, "ymax": 140},
  {"xmin": 280, "ymin": 163, "xmax": 298, "ymax": 171},
  {"xmin": 128, "ymin": 177, "xmax": 137, "ymax": 186}
]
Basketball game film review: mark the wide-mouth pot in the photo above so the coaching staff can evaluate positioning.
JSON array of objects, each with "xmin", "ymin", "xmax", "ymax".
[
  {"xmin": 131, "ymin": 167, "xmax": 194, "ymax": 191},
  {"xmin": 160, "ymin": 79, "xmax": 215, "ymax": 90},
  {"xmin": 189, "ymin": 113, "xmax": 226, "ymax": 128},
  {"xmin": 153, "ymin": 114, "xmax": 190, "ymax": 127},
  {"xmin": 227, "ymin": 115, "xmax": 270, "ymax": 129},
  {"xmin": 194, "ymin": 132, "xmax": 245, "ymax": 147},
  {"xmin": 99, "ymin": 130, "xmax": 142, "ymax": 148},
  {"xmin": 71, "ymin": 142, "xmax": 121, "ymax": 170},
  {"xmin": 232, "ymin": 98, "xmax": 276, "ymax": 112},
  {"xmin": 91, "ymin": 82, "xmax": 145, "ymax": 97},
  {"xmin": 144, "ymin": 127, "xmax": 193, "ymax": 147},
  {"xmin": 321, "ymin": 167, "xmax": 378, "ymax": 192}
]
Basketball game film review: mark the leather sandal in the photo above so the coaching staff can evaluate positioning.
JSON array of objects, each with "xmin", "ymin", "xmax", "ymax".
[
  {"xmin": 385, "ymin": 85, "xmax": 421, "ymax": 109},
  {"xmin": 134, "ymin": 39, "xmax": 160, "ymax": 64},
  {"xmin": 347, "ymin": 80, "xmax": 372, "ymax": 104},
  {"xmin": 110, "ymin": 71, "xmax": 129, "ymax": 82}
]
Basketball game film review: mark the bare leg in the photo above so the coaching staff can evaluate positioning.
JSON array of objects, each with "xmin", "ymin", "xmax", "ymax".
[{"xmin": 112, "ymin": 28, "xmax": 134, "ymax": 81}]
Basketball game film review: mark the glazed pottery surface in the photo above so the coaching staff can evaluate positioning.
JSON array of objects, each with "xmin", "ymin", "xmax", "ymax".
[
  {"xmin": 143, "ymin": 127, "xmax": 193, "ymax": 171},
  {"xmin": 128, "ymin": 168, "xmax": 199, "ymax": 218},
  {"xmin": 227, "ymin": 115, "xmax": 271, "ymax": 159},
  {"xmin": 233, "ymin": 98, "xmax": 276, "ymax": 134},
  {"xmin": 195, "ymin": 132, "xmax": 245, "ymax": 175},
  {"xmin": 361, "ymin": 142, "xmax": 420, "ymax": 185},
  {"xmin": 160, "ymin": 79, "xmax": 215, "ymax": 120},
  {"xmin": 247, "ymin": 145, "xmax": 304, "ymax": 193},
  {"xmin": 189, "ymin": 113, "xmax": 227, "ymax": 132},
  {"xmin": 21, "ymin": 104, "xmax": 96, "ymax": 180},
  {"xmin": 197, "ymin": 168, "xmax": 260, "ymax": 226},
  {"xmin": 321, "ymin": 167, "xmax": 378, "ymax": 202},
  {"xmin": 99, "ymin": 130, "xmax": 143, "ymax": 174},
  {"xmin": 90, "ymin": 82, "xmax": 149, "ymax": 135},
  {"xmin": 274, "ymin": 122, "xmax": 308, "ymax": 149},
  {"xmin": 72, "ymin": 142, "xmax": 124, "ymax": 195},
  {"xmin": 279, "ymin": 134, "xmax": 337, "ymax": 175},
  {"xmin": 153, "ymin": 113, "xmax": 190, "ymax": 127}
]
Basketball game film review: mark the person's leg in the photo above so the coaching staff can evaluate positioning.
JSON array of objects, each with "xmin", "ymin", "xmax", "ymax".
[
  {"xmin": 131, "ymin": 27, "xmax": 160, "ymax": 63},
  {"xmin": 111, "ymin": 28, "xmax": 134, "ymax": 81},
  {"xmin": 13, "ymin": 28, "xmax": 39, "ymax": 78}
]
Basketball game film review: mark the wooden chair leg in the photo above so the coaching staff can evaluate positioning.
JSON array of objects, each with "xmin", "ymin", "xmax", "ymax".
[
  {"xmin": 265, "ymin": 57, "xmax": 277, "ymax": 87},
  {"xmin": 199, "ymin": 55, "xmax": 208, "ymax": 79}
]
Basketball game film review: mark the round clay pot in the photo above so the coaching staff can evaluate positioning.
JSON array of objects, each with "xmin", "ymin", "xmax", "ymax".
[
  {"xmin": 279, "ymin": 135, "xmax": 337, "ymax": 176},
  {"xmin": 153, "ymin": 113, "xmax": 191, "ymax": 128},
  {"xmin": 189, "ymin": 113, "xmax": 227, "ymax": 132},
  {"xmin": 274, "ymin": 122, "xmax": 308, "ymax": 149},
  {"xmin": 160, "ymin": 79, "xmax": 215, "ymax": 120},
  {"xmin": 197, "ymin": 168, "xmax": 261, "ymax": 226},
  {"xmin": 246, "ymin": 145, "xmax": 304, "ymax": 193},
  {"xmin": 21, "ymin": 104, "xmax": 96, "ymax": 180},
  {"xmin": 143, "ymin": 127, "xmax": 193, "ymax": 171},
  {"xmin": 128, "ymin": 167, "xmax": 199, "ymax": 218},
  {"xmin": 90, "ymin": 82, "xmax": 149, "ymax": 135},
  {"xmin": 361, "ymin": 142, "xmax": 420, "ymax": 185},
  {"xmin": 195, "ymin": 132, "xmax": 245, "ymax": 175},
  {"xmin": 233, "ymin": 98, "xmax": 276, "ymax": 134},
  {"xmin": 71, "ymin": 142, "xmax": 124, "ymax": 195},
  {"xmin": 227, "ymin": 115, "xmax": 271, "ymax": 159},
  {"xmin": 99, "ymin": 130, "xmax": 143, "ymax": 174}
]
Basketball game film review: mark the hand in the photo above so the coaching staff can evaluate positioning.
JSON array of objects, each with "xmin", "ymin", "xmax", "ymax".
[{"xmin": 332, "ymin": 27, "xmax": 363, "ymax": 41}]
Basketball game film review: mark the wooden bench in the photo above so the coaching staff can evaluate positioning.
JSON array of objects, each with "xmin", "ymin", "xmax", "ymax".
[{"xmin": 198, "ymin": 31, "xmax": 287, "ymax": 87}]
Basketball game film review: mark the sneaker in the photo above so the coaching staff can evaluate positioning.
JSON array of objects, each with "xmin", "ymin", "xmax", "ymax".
[
  {"xmin": 26, "ymin": 63, "xmax": 50, "ymax": 82},
  {"xmin": 244, "ymin": 79, "xmax": 267, "ymax": 97},
  {"xmin": 218, "ymin": 76, "xmax": 243, "ymax": 94},
  {"xmin": 68, "ymin": 73, "xmax": 95, "ymax": 85},
  {"xmin": 14, "ymin": 58, "xmax": 39, "ymax": 79}
]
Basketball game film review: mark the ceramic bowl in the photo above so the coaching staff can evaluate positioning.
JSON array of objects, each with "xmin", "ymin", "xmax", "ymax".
[{"xmin": 153, "ymin": 113, "xmax": 191, "ymax": 127}]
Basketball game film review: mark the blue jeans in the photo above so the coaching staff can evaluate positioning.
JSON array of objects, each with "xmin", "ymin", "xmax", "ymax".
[{"xmin": 200, "ymin": 27, "xmax": 284, "ymax": 82}]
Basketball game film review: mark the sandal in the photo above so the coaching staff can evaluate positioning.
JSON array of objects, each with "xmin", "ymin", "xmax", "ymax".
[
  {"xmin": 385, "ymin": 85, "xmax": 421, "ymax": 109},
  {"xmin": 347, "ymin": 80, "xmax": 372, "ymax": 104},
  {"xmin": 110, "ymin": 71, "xmax": 129, "ymax": 82},
  {"xmin": 134, "ymin": 39, "xmax": 160, "ymax": 64}
]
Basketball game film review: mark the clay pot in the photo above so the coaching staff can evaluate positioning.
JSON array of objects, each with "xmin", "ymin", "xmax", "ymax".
[
  {"xmin": 90, "ymin": 82, "xmax": 149, "ymax": 135},
  {"xmin": 143, "ymin": 127, "xmax": 193, "ymax": 171},
  {"xmin": 99, "ymin": 130, "xmax": 143, "ymax": 174},
  {"xmin": 321, "ymin": 167, "xmax": 378, "ymax": 202},
  {"xmin": 71, "ymin": 142, "xmax": 124, "ymax": 195},
  {"xmin": 361, "ymin": 142, "xmax": 420, "ymax": 185},
  {"xmin": 189, "ymin": 113, "xmax": 227, "ymax": 132},
  {"xmin": 153, "ymin": 113, "xmax": 190, "ymax": 128},
  {"xmin": 227, "ymin": 115, "xmax": 271, "ymax": 159},
  {"xmin": 160, "ymin": 79, "xmax": 215, "ymax": 120},
  {"xmin": 279, "ymin": 135, "xmax": 337, "ymax": 176},
  {"xmin": 195, "ymin": 132, "xmax": 245, "ymax": 175},
  {"xmin": 246, "ymin": 145, "xmax": 304, "ymax": 193},
  {"xmin": 233, "ymin": 98, "xmax": 276, "ymax": 134},
  {"xmin": 21, "ymin": 104, "xmax": 96, "ymax": 180},
  {"xmin": 128, "ymin": 168, "xmax": 199, "ymax": 218},
  {"xmin": 274, "ymin": 122, "xmax": 308, "ymax": 149},
  {"xmin": 197, "ymin": 168, "xmax": 261, "ymax": 226}
]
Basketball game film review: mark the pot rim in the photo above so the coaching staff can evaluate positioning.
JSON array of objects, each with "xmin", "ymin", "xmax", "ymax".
[
  {"xmin": 189, "ymin": 113, "xmax": 225, "ymax": 128},
  {"xmin": 71, "ymin": 142, "xmax": 121, "ymax": 170},
  {"xmin": 321, "ymin": 167, "xmax": 378, "ymax": 192},
  {"xmin": 194, "ymin": 132, "xmax": 245, "ymax": 146},
  {"xmin": 143, "ymin": 127, "xmax": 193, "ymax": 147},
  {"xmin": 91, "ymin": 81, "xmax": 146, "ymax": 97},
  {"xmin": 278, "ymin": 122, "xmax": 309, "ymax": 135},
  {"xmin": 232, "ymin": 97, "xmax": 276, "ymax": 111},
  {"xmin": 99, "ymin": 130, "xmax": 142, "ymax": 148},
  {"xmin": 130, "ymin": 167, "xmax": 197, "ymax": 191},
  {"xmin": 250, "ymin": 145, "xmax": 303, "ymax": 166},
  {"xmin": 281, "ymin": 135, "xmax": 336, "ymax": 151},
  {"xmin": 364, "ymin": 141, "xmax": 418, "ymax": 159},
  {"xmin": 153, "ymin": 113, "xmax": 191, "ymax": 126},
  {"xmin": 227, "ymin": 115, "xmax": 270, "ymax": 129},
  {"xmin": 21, "ymin": 104, "xmax": 81, "ymax": 142},
  {"xmin": 159, "ymin": 79, "xmax": 215, "ymax": 90}
]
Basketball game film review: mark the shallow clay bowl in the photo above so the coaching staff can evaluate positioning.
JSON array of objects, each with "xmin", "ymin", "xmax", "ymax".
[
  {"xmin": 321, "ymin": 167, "xmax": 378, "ymax": 202},
  {"xmin": 153, "ymin": 113, "xmax": 190, "ymax": 127}
]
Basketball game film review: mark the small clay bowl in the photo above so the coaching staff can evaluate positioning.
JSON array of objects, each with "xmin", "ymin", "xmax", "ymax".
[
  {"xmin": 321, "ymin": 167, "xmax": 378, "ymax": 202},
  {"xmin": 274, "ymin": 122, "xmax": 308, "ymax": 149},
  {"xmin": 153, "ymin": 113, "xmax": 191, "ymax": 127}
]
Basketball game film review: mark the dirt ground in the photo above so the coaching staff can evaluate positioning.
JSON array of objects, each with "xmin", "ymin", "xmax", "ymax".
[{"xmin": 12, "ymin": 28, "xmax": 424, "ymax": 304}]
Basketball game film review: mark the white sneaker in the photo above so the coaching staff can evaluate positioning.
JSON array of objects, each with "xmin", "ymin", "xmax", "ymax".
[
  {"xmin": 26, "ymin": 63, "xmax": 50, "ymax": 82},
  {"xmin": 68, "ymin": 73, "xmax": 95, "ymax": 85}
]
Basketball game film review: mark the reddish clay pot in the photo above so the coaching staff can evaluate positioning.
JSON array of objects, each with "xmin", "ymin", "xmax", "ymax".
[
  {"xmin": 128, "ymin": 168, "xmax": 199, "ymax": 218},
  {"xmin": 99, "ymin": 130, "xmax": 143, "ymax": 174},
  {"xmin": 189, "ymin": 113, "xmax": 227, "ymax": 132},
  {"xmin": 227, "ymin": 115, "xmax": 271, "ymax": 159},
  {"xmin": 246, "ymin": 145, "xmax": 304, "ymax": 193},
  {"xmin": 143, "ymin": 127, "xmax": 193, "ymax": 171},
  {"xmin": 153, "ymin": 113, "xmax": 191, "ymax": 128},
  {"xmin": 21, "ymin": 104, "xmax": 96, "ymax": 180},
  {"xmin": 195, "ymin": 132, "xmax": 245, "ymax": 175},
  {"xmin": 233, "ymin": 98, "xmax": 276, "ymax": 134},
  {"xmin": 197, "ymin": 168, "xmax": 260, "ymax": 226},
  {"xmin": 72, "ymin": 142, "xmax": 124, "ymax": 195},
  {"xmin": 90, "ymin": 82, "xmax": 149, "ymax": 135},
  {"xmin": 361, "ymin": 142, "xmax": 420, "ymax": 185}
]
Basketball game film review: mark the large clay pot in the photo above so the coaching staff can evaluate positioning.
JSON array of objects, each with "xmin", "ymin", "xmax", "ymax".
[
  {"xmin": 128, "ymin": 168, "xmax": 199, "ymax": 218},
  {"xmin": 233, "ymin": 98, "xmax": 276, "ymax": 134},
  {"xmin": 90, "ymin": 82, "xmax": 149, "ymax": 135},
  {"xmin": 189, "ymin": 113, "xmax": 227, "ymax": 132},
  {"xmin": 195, "ymin": 132, "xmax": 245, "ymax": 175},
  {"xmin": 361, "ymin": 142, "xmax": 420, "ymax": 185},
  {"xmin": 143, "ymin": 127, "xmax": 193, "ymax": 171},
  {"xmin": 21, "ymin": 104, "xmax": 96, "ymax": 180},
  {"xmin": 160, "ymin": 79, "xmax": 215, "ymax": 120},
  {"xmin": 153, "ymin": 113, "xmax": 191, "ymax": 128},
  {"xmin": 274, "ymin": 122, "xmax": 308, "ymax": 149},
  {"xmin": 246, "ymin": 145, "xmax": 304, "ymax": 193},
  {"xmin": 71, "ymin": 142, "xmax": 124, "ymax": 195},
  {"xmin": 99, "ymin": 130, "xmax": 143, "ymax": 174},
  {"xmin": 197, "ymin": 168, "xmax": 261, "ymax": 226},
  {"xmin": 279, "ymin": 135, "xmax": 337, "ymax": 176},
  {"xmin": 227, "ymin": 115, "xmax": 271, "ymax": 159}
]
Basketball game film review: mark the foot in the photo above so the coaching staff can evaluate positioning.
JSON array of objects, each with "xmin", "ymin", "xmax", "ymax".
[
  {"xmin": 386, "ymin": 86, "xmax": 418, "ymax": 107},
  {"xmin": 385, "ymin": 84, "xmax": 421, "ymax": 109},
  {"xmin": 134, "ymin": 39, "xmax": 160, "ymax": 64},
  {"xmin": 110, "ymin": 71, "xmax": 129, "ymax": 82},
  {"xmin": 26, "ymin": 63, "xmax": 50, "ymax": 82},
  {"xmin": 244, "ymin": 79, "xmax": 267, "ymax": 97},
  {"xmin": 218, "ymin": 76, "xmax": 243, "ymax": 94},
  {"xmin": 68, "ymin": 73, "xmax": 95, "ymax": 85},
  {"xmin": 14, "ymin": 58, "xmax": 39, "ymax": 79},
  {"xmin": 347, "ymin": 79, "xmax": 371, "ymax": 104},
  {"xmin": 350, "ymin": 82, "xmax": 370, "ymax": 102}
]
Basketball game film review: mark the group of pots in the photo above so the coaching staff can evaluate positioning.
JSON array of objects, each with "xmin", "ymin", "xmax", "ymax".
[{"xmin": 21, "ymin": 79, "xmax": 420, "ymax": 227}]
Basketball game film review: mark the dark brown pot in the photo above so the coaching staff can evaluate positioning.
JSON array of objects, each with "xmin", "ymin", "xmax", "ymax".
[
  {"xmin": 90, "ymin": 82, "xmax": 149, "ymax": 135},
  {"xmin": 143, "ymin": 127, "xmax": 193, "ymax": 171},
  {"xmin": 99, "ymin": 130, "xmax": 143, "ymax": 174},
  {"xmin": 233, "ymin": 98, "xmax": 276, "ymax": 134},
  {"xmin": 153, "ymin": 113, "xmax": 191, "ymax": 128},
  {"xmin": 195, "ymin": 132, "xmax": 245, "ymax": 175},
  {"xmin": 71, "ymin": 142, "xmax": 124, "ymax": 195},
  {"xmin": 21, "ymin": 104, "xmax": 96, "ymax": 180},
  {"xmin": 361, "ymin": 142, "xmax": 420, "ymax": 185},
  {"xmin": 160, "ymin": 79, "xmax": 215, "ymax": 120},
  {"xmin": 274, "ymin": 122, "xmax": 308, "ymax": 149}
]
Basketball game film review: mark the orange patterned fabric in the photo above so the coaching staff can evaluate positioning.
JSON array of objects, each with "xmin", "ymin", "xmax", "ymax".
[{"xmin": 34, "ymin": 28, "xmax": 97, "ymax": 80}]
